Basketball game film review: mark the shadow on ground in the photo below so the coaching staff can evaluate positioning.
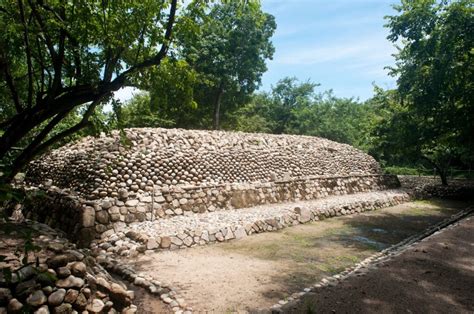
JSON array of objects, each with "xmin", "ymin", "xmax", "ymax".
[{"xmin": 281, "ymin": 215, "xmax": 474, "ymax": 314}]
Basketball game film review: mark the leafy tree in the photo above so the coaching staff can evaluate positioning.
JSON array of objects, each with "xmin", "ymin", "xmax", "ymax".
[
  {"xmin": 112, "ymin": 93, "xmax": 174, "ymax": 129},
  {"xmin": 266, "ymin": 77, "xmax": 319, "ymax": 134},
  {"xmin": 178, "ymin": 1, "xmax": 276, "ymax": 129},
  {"xmin": 137, "ymin": 58, "xmax": 201, "ymax": 127},
  {"xmin": 383, "ymin": 0, "xmax": 474, "ymax": 184},
  {"xmin": 362, "ymin": 87, "xmax": 413, "ymax": 166},
  {"xmin": 289, "ymin": 91, "xmax": 366, "ymax": 145},
  {"xmin": 0, "ymin": 0, "xmax": 205, "ymax": 181},
  {"xmin": 232, "ymin": 94, "xmax": 275, "ymax": 133},
  {"xmin": 232, "ymin": 77, "xmax": 369, "ymax": 148},
  {"xmin": 233, "ymin": 77, "xmax": 319, "ymax": 134}
]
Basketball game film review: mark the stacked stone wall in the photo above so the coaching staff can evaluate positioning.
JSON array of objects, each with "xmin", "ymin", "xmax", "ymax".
[
  {"xmin": 22, "ymin": 128, "xmax": 400, "ymax": 245},
  {"xmin": 25, "ymin": 128, "xmax": 382, "ymax": 198},
  {"xmin": 23, "ymin": 174, "xmax": 400, "ymax": 246}
]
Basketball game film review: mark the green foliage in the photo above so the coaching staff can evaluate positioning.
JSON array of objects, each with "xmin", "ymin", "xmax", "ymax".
[
  {"xmin": 176, "ymin": 1, "xmax": 276, "ymax": 129},
  {"xmin": 114, "ymin": 93, "xmax": 175, "ymax": 128},
  {"xmin": 232, "ymin": 77, "xmax": 369, "ymax": 148},
  {"xmin": 384, "ymin": 166, "xmax": 434, "ymax": 176},
  {"xmin": 0, "ymin": 0, "xmax": 197, "ymax": 180},
  {"xmin": 230, "ymin": 77, "xmax": 319, "ymax": 134},
  {"xmin": 233, "ymin": 100, "xmax": 274, "ymax": 133},
  {"xmin": 376, "ymin": 0, "xmax": 474, "ymax": 184}
]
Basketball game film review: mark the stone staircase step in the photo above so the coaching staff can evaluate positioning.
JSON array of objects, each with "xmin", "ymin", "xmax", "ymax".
[{"xmin": 93, "ymin": 190, "xmax": 410, "ymax": 257}]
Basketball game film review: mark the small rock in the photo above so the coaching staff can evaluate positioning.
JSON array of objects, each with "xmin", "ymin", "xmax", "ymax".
[
  {"xmin": 146, "ymin": 238, "xmax": 159, "ymax": 250},
  {"xmin": 7, "ymin": 298, "xmax": 23, "ymax": 313},
  {"xmin": 82, "ymin": 288, "xmax": 91, "ymax": 299},
  {"xmin": 15, "ymin": 265, "xmax": 36, "ymax": 281},
  {"xmin": 125, "ymin": 200, "xmax": 139, "ymax": 207},
  {"xmin": 102, "ymin": 200, "xmax": 113, "ymax": 209},
  {"xmin": 160, "ymin": 237, "xmax": 171, "ymax": 249},
  {"xmin": 46, "ymin": 255, "xmax": 69, "ymax": 269},
  {"xmin": 48, "ymin": 288, "xmax": 66, "ymax": 306},
  {"xmin": 96, "ymin": 276, "xmax": 111, "ymax": 291},
  {"xmin": 295, "ymin": 207, "xmax": 311, "ymax": 223},
  {"xmin": 104, "ymin": 300, "xmax": 114, "ymax": 311},
  {"xmin": 34, "ymin": 305, "xmax": 50, "ymax": 314},
  {"xmin": 53, "ymin": 302, "xmax": 72, "ymax": 314},
  {"xmin": 42, "ymin": 286, "xmax": 53, "ymax": 296},
  {"xmin": 118, "ymin": 188, "xmax": 129, "ymax": 200},
  {"xmin": 108, "ymin": 283, "xmax": 132, "ymax": 309},
  {"xmin": 234, "ymin": 227, "xmax": 247, "ymax": 239},
  {"xmin": 69, "ymin": 262, "xmax": 87, "ymax": 278},
  {"xmin": 26, "ymin": 290, "xmax": 47, "ymax": 307},
  {"xmin": 57, "ymin": 267, "xmax": 71, "ymax": 278},
  {"xmin": 64, "ymin": 289, "xmax": 79, "ymax": 304},
  {"xmin": 73, "ymin": 293, "xmax": 87, "ymax": 310},
  {"xmin": 47, "ymin": 243, "xmax": 65, "ymax": 253},
  {"xmin": 87, "ymin": 299, "xmax": 105, "ymax": 313},
  {"xmin": 56, "ymin": 275, "xmax": 84, "ymax": 289},
  {"xmin": 133, "ymin": 277, "xmax": 147, "ymax": 286}
]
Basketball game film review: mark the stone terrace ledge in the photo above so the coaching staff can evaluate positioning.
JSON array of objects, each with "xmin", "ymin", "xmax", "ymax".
[{"xmin": 92, "ymin": 189, "xmax": 410, "ymax": 258}]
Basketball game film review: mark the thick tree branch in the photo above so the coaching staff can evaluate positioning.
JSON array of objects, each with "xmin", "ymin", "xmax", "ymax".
[
  {"xmin": 8, "ymin": 97, "xmax": 105, "ymax": 179},
  {"xmin": 9, "ymin": 109, "xmax": 71, "ymax": 172},
  {"xmin": 33, "ymin": 98, "xmax": 102, "ymax": 155},
  {"xmin": 1, "ymin": 0, "xmax": 179, "ymax": 180}
]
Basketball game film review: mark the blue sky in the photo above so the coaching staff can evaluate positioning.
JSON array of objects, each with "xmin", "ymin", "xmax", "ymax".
[
  {"xmin": 115, "ymin": 0, "xmax": 399, "ymax": 103},
  {"xmin": 259, "ymin": 0, "xmax": 399, "ymax": 100}
]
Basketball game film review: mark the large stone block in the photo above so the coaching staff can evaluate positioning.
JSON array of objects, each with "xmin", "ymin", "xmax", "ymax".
[{"xmin": 82, "ymin": 207, "xmax": 95, "ymax": 228}]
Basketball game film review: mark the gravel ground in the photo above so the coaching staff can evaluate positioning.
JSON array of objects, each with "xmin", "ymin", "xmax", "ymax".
[{"xmin": 282, "ymin": 215, "xmax": 474, "ymax": 314}]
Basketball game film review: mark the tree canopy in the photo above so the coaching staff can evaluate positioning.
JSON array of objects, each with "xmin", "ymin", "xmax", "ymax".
[
  {"xmin": 379, "ymin": 0, "xmax": 474, "ymax": 184},
  {"xmin": 177, "ymin": 1, "xmax": 276, "ymax": 129},
  {"xmin": 1, "ymin": 0, "xmax": 472, "ymax": 186},
  {"xmin": 0, "ymin": 0, "xmax": 196, "ymax": 180}
]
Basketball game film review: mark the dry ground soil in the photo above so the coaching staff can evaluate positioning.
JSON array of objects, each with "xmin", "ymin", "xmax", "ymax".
[{"xmin": 128, "ymin": 199, "xmax": 472, "ymax": 313}]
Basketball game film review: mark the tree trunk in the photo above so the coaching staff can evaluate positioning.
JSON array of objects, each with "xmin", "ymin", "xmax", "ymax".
[
  {"xmin": 213, "ymin": 86, "xmax": 224, "ymax": 130},
  {"xmin": 439, "ymin": 169, "xmax": 448, "ymax": 186},
  {"xmin": 421, "ymin": 155, "xmax": 448, "ymax": 186}
]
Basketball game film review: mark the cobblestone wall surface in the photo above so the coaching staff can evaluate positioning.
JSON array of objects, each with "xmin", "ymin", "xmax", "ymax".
[
  {"xmin": 22, "ymin": 128, "xmax": 399, "ymax": 245},
  {"xmin": 26, "ymin": 128, "xmax": 382, "ymax": 197}
]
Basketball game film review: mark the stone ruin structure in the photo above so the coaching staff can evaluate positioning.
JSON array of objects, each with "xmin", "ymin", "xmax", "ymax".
[{"xmin": 23, "ymin": 128, "xmax": 401, "ymax": 246}]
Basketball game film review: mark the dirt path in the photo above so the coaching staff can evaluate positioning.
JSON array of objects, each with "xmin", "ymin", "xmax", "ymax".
[
  {"xmin": 127, "ymin": 199, "xmax": 470, "ymax": 313},
  {"xmin": 283, "ymin": 214, "xmax": 474, "ymax": 314}
]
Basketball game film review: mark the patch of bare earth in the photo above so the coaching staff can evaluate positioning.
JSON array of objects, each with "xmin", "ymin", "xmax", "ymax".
[{"xmin": 125, "ymin": 199, "xmax": 471, "ymax": 313}]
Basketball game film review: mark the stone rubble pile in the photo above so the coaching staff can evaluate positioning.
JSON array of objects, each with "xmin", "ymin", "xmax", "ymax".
[
  {"xmin": 91, "ymin": 190, "xmax": 410, "ymax": 256},
  {"xmin": 26, "ymin": 128, "xmax": 382, "ymax": 199},
  {"xmin": 0, "ymin": 220, "xmax": 137, "ymax": 313},
  {"xmin": 97, "ymin": 259, "xmax": 192, "ymax": 314}
]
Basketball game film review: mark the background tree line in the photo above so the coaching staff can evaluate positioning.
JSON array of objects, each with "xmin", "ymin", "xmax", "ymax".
[{"xmin": 1, "ymin": 0, "xmax": 472, "ymax": 185}]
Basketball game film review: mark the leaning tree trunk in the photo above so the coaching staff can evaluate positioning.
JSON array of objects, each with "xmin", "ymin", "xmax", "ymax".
[{"xmin": 213, "ymin": 86, "xmax": 224, "ymax": 130}]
